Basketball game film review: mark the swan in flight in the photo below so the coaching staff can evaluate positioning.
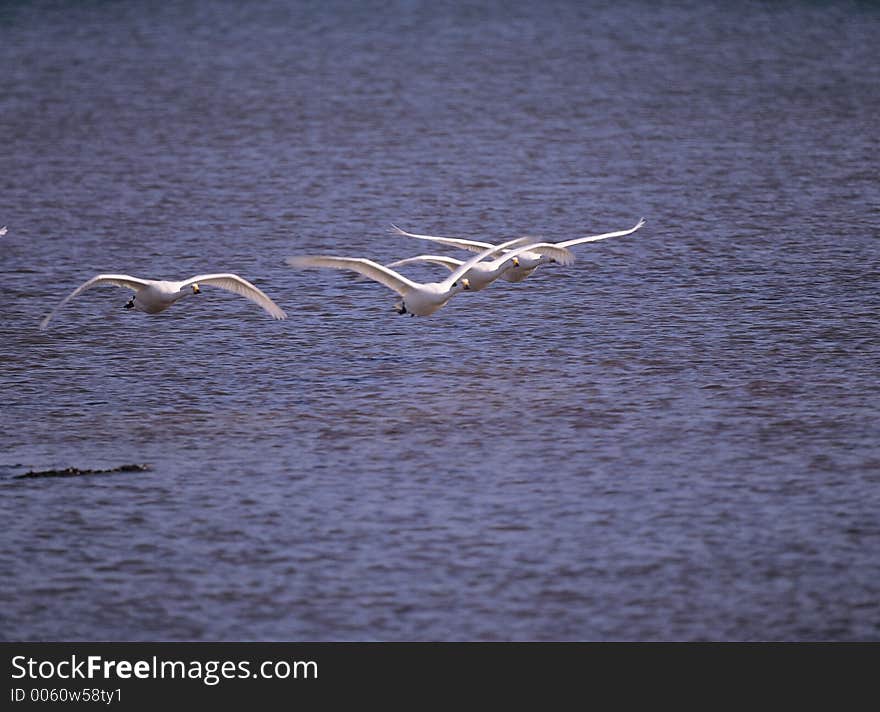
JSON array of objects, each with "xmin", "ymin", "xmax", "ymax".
[
  {"xmin": 0, "ymin": 226, "xmax": 7, "ymax": 236},
  {"xmin": 389, "ymin": 218, "xmax": 645, "ymax": 282},
  {"xmin": 286, "ymin": 236, "xmax": 538, "ymax": 316},
  {"xmin": 385, "ymin": 241, "xmax": 575, "ymax": 292},
  {"xmin": 40, "ymin": 273, "xmax": 287, "ymax": 330}
]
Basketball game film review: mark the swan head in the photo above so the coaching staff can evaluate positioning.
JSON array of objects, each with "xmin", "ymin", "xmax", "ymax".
[
  {"xmin": 191, "ymin": 284, "xmax": 201, "ymax": 295},
  {"xmin": 512, "ymin": 257, "xmax": 520, "ymax": 268}
]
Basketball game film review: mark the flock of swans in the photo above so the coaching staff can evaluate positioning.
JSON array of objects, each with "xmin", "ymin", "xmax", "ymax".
[{"xmin": 38, "ymin": 218, "xmax": 645, "ymax": 329}]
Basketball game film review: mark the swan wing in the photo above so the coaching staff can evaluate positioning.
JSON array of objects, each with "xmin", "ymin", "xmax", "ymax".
[
  {"xmin": 285, "ymin": 256, "xmax": 419, "ymax": 297},
  {"xmin": 385, "ymin": 255, "xmax": 462, "ymax": 272},
  {"xmin": 389, "ymin": 224, "xmax": 494, "ymax": 254},
  {"xmin": 556, "ymin": 218, "xmax": 646, "ymax": 249},
  {"xmin": 40, "ymin": 274, "xmax": 152, "ymax": 330},
  {"xmin": 178, "ymin": 274, "xmax": 287, "ymax": 320},
  {"xmin": 443, "ymin": 236, "xmax": 535, "ymax": 288}
]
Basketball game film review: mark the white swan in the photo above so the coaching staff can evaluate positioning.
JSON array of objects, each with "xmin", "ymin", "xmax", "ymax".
[
  {"xmin": 0, "ymin": 226, "xmax": 7, "ymax": 236},
  {"xmin": 385, "ymin": 241, "xmax": 575, "ymax": 291},
  {"xmin": 40, "ymin": 273, "xmax": 287, "ymax": 330},
  {"xmin": 286, "ymin": 236, "xmax": 538, "ymax": 316},
  {"xmin": 390, "ymin": 218, "xmax": 645, "ymax": 282}
]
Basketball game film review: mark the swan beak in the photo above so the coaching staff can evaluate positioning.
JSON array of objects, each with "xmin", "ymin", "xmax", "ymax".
[
  {"xmin": 462, "ymin": 279, "xmax": 471, "ymax": 291},
  {"xmin": 123, "ymin": 299, "xmax": 134, "ymax": 310},
  {"xmin": 192, "ymin": 284, "xmax": 201, "ymax": 294},
  {"xmin": 512, "ymin": 257, "xmax": 520, "ymax": 268}
]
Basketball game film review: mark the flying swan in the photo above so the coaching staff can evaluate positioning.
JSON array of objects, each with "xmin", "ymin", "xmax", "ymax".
[
  {"xmin": 40, "ymin": 273, "xmax": 287, "ymax": 330},
  {"xmin": 285, "ymin": 236, "xmax": 539, "ymax": 316},
  {"xmin": 389, "ymin": 218, "xmax": 646, "ymax": 282},
  {"xmin": 385, "ymin": 241, "xmax": 575, "ymax": 291}
]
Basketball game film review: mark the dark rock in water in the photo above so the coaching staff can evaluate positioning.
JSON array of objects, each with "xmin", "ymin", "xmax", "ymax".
[{"xmin": 14, "ymin": 464, "xmax": 151, "ymax": 479}]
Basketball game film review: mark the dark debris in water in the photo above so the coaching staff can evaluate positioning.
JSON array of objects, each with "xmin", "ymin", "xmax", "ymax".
[{"xmin": 14, "ymin": 464, "xmax": 151, "ymax": 480}]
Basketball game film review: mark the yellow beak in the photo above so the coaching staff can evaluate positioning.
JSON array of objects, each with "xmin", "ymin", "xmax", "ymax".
[
  {"xmin": 192, "ymin": 284, "xmax": 201, "ymax": 294},
  {"xmin": 512, "ymin": 257, "xmax": 520, "ymax": 267}
]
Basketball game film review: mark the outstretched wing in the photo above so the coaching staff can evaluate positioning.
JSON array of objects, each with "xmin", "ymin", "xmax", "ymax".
[
  {"xmin": 179, "ymin": 274, "xmax": 287, "ymax": 320},
  {"xmin": 385, "ymin": 255, "xmax": 463, "ymax": 273},
  {"xmin": 285, "ymin": 256, "xmax": 420, "ymax": 297},
  {"xmin": 556, "ymin": 218, "xmax": 646, "ymax": 249},
  {"xmin": 389, "ymin": 224, "xmax": 494, "ymax": 254},
  {"xmin": 40, "ymin": 274, "xmax": 151, "ymax": 330}
]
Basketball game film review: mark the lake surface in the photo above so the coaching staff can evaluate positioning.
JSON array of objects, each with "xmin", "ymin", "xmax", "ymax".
[{"xmin": 1, "ymin": 0, "xmax": 878, "ymax": 641}]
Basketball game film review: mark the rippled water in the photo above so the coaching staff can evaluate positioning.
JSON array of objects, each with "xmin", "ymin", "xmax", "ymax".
[{"xmin": 1, "ymin": 0, "xmax": 878, "ymax": 641}]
